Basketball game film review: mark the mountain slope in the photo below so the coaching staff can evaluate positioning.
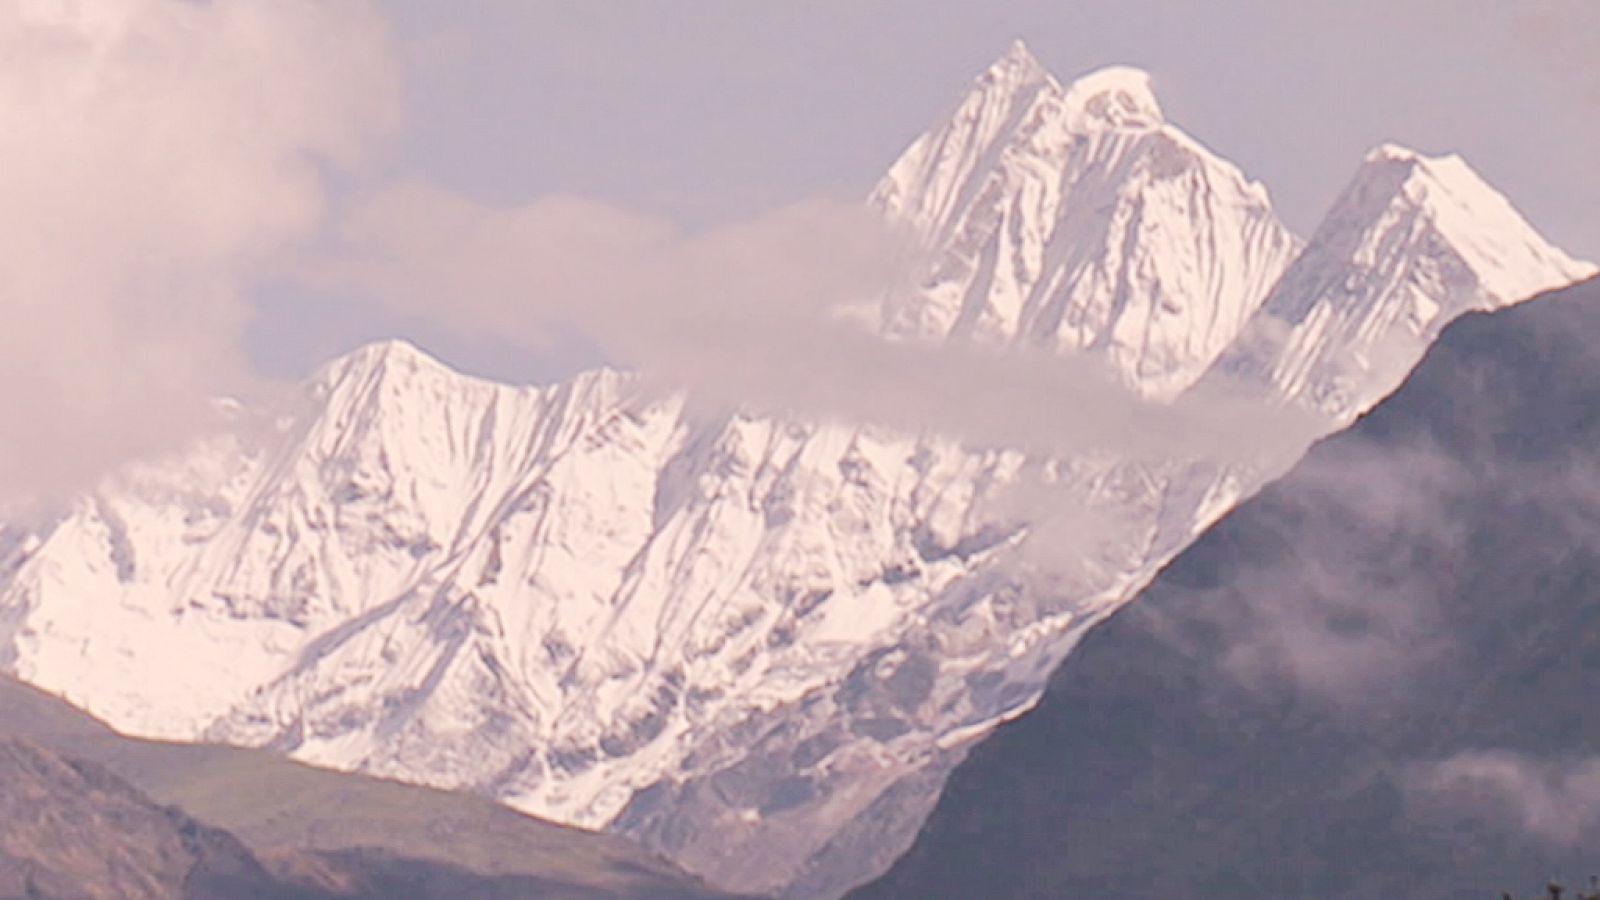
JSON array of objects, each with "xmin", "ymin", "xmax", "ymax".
[
  {"xmin": 855, "ymin": 277, "xmax": 1600, "ymax": 900},
  {"xmin": 0, "ymin": 44, "xmax": 1309, "ymax": 898},
  {"xmin": 2, "ymin": 338, "xmax": 1187, "ymax": 897},
  {"xmin": 875, "ymin": 42, "xmax": 1302, "ymax": 398},
  {"xmin": 0, "ymin": 738, "xmax": 296, "ymax": 900},
  {"xmin": 0, "ymin": 42, "xmax": 1593, "ymax": 900},
  {"xmin": 1208, "ymin": 144, "xmax": 1595, "ymax": 420},
  {"xmin": 0, "ymin": 675, "xmax": 733, "ymax": 899}
]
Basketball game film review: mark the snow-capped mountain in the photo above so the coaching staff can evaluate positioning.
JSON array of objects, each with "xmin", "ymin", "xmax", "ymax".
[
  {"xmin": 0, "ymin": 41, "xmax": 1590, "ymax": 900},
  {"xmin": 874, "ymin": 41, "xmax": 1302, "ymax": 398},
  {"xmin": 0, "ymin": 337, "xmax": 1177, "ymax": 897},
  {"xmin": 1209, "ymin": 143, "xmax": 1596, "ymax": 420}
]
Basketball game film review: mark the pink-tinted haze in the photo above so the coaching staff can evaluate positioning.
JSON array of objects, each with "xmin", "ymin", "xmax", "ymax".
[{"xmin": 0, "ymin": 0, "xmax": 397, "ymax": 509}]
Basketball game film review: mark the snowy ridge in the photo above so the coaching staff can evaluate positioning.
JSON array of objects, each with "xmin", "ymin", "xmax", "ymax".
[
  {"xmin": 1, "ymin": 343, "xmax": 664, "ymax": 739},
  {"xmin": 872, "ymin": 42, "xmax": 1303, "ymax": 398},
  {"xmin": 0, "ymin": 337, "xmax": 1189, "ymax": 897},
  {"xmin": 0, "ymin": 41, "xmax": 1593, "ymax": 900},
  {"xmin": 1209, "ymin": 143, "xmax": 1597, "ymax": 419}
]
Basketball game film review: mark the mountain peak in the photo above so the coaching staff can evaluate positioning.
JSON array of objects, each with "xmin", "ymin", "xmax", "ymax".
[
  {"xmin": 970, "ymin": 38, "xmax": 1057, "ymax": 106},
  {"xmin": 1362, "ymin": 141, "xmax": 1425, "ymax": 164},
  {"xmin": 873, "ymin": 41, "xmax": 1295, "ymax": 395},
  {"xmin": 991, "ymin": 38, "xmax": 1048, "ymax": 78},
  {"xmin": 1209, "ymin": 142, "xmax": 1595, "ymax": 420},
  {"xmin": 1358, "ymin": 141, "xmax": 1480, "ymax": 179},
  {"xmin": 314, "ymin": 338, "xmax": 476, "ymax": 394},
  {"xmin": 1338, "ymin": 143, "xmax": 1595, "ymax": 301},
  {"xmin": 1354, "ymin": 142, "xmax": 1511, "ymax": 209},
  {"xmin": 340, "ymin": 337, "xmax": 440, "ymax": 369},
  {"xmin": 1061, "ymin": 65, "xmax": 1163, "ymax": 131},
  {"xmin": 305, "ymin": 338, "xmax": 502, "ymax": 421},
  {"xmin": 1353, "ymin": 142, "xmax": 1487, "ymax": 203},
  {"xmin": 975, "ymin": 44, "xmax": 1161, "ymax": 132},
  {"xmin": 312, "ymin": 338, "xmax": 433, "ymax": 379},
  {"xmin": 872, "ymin": 47, "xmax": 1294, "ymax": 397}
]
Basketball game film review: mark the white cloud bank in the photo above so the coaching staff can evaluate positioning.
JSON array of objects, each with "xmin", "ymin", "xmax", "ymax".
[
  {"xmin": 311, "ymin": 183, "xmax": 1326, "ymax": 465},
  {"xmin": 0, "ymin": 0, "xmax": 397, "ymax": 509},
  {"xmin": 0, "ymin": 0, "xmax": 1326, "ymax": 515}
]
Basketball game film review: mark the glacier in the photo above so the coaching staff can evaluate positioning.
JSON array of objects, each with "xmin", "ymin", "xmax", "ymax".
[{"xmin": 0, "ymin": 41, "xmax": 1591, "ymax": 899}]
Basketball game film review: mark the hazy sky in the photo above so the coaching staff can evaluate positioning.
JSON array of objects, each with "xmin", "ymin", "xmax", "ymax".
[
  {"xmin": 4, "ymin": 0, "xmax": 1596, "ymax": 505},
  {"xmin": 248, "ymin": 0, "xmax": 1600, "ymax": 381},
  {"xmin": 374, "ymin": 0, "xmax": 1598, "ymax": 239}
]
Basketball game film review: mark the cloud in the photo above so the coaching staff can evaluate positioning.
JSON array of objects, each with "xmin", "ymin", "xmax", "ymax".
[
  {"xmin": 0, "ymin": 0, "xmax": 398, "ymax": 511},
  {"xmin": 1143, "ymin": 392, "xmax": 1600, "ymax": 710},
  {"xmin": 1406, "ymin": 750, "xmax": 1600, "ymax": 846},
  {"xmin": 1136, "ymin": 435, "xmax": 1476, "ymax": 707},
  {"xmin": 308, "ymin": 183, "xmax": 1328, "ymax": 466},
  {"xmin": 315, "ymin": 181, "xmax": 903, "ymax": 364}
]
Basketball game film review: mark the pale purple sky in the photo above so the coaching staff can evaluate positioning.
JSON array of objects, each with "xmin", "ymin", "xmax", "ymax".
[
  {"xmin": 374, "ymin": 0, "xmax": 1597, "ymax": 241},
  {"xmin": 248, "ymin": 0, "xmax": 1600, "ymax": 382},
  {"xmin": 4, "ymin": 0, "xmax": 1595, "ymax": 506}
]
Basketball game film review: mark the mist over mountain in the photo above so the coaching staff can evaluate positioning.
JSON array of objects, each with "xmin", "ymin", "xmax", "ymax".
[
  {"xmin": 856, "ymin": 276, "xmax": 1600, "ymax": 899},
  {"xmin": 0, "ymin": 41, "xmax": 1590, "ymax": 898}
]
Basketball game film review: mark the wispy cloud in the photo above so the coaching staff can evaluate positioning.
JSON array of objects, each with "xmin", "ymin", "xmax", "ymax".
[
  {"xmin": 0, "ymin": 1, "xmax": 1332, "ymax": 515},
  {"xmin": 309, "ymin": 183, "xmax": 1327, "ymax": 465},
  {"xmin": 1406, "ymin": 750, "xmax": 1600, "ymax": 846},
  {"xmin": 1134, "ymin": 434, "xmax": 1478, "ymax": 707},
  {"xmin": 1138, "ymin": 335, "xmax": 1600, "ymax": 709},
  {"xmin": 0, "ymin": 0, "xmax": 397, "ymax": 510}
]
